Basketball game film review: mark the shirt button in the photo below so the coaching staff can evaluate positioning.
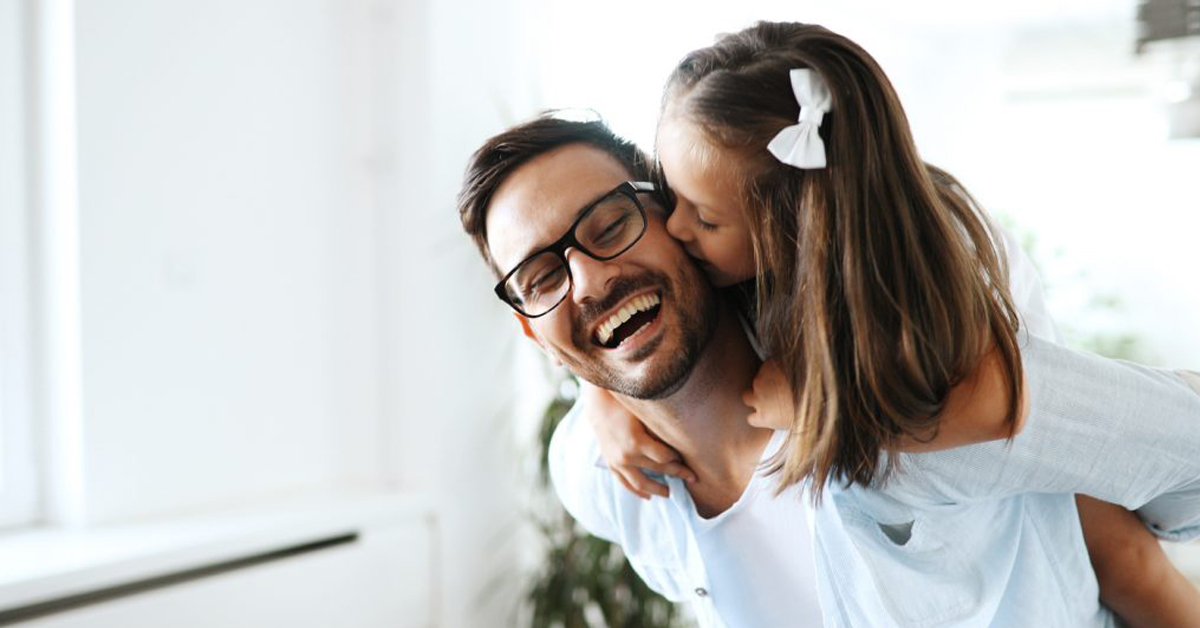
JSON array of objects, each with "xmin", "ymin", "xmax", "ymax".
[{"xmin": 694, "ymin": 587, "xmax": 708, "ymax": 598}]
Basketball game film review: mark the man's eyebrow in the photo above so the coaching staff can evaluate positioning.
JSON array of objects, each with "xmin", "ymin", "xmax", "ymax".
[{"xmin": 510, "ymin": 184, "xmax": 617, "ymax": 265}]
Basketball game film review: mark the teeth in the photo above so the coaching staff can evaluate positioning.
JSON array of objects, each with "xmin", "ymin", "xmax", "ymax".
[{"xmin": 595, "ymin": 293, "xmax": 662, "ymax": 346}]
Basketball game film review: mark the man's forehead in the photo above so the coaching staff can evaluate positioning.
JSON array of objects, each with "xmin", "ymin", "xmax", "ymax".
[{"xmin": 486, "ymin": 144, "xmax": 633, "ymax": 271}]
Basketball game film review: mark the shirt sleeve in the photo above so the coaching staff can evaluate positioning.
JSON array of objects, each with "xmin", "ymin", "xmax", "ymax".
[
  {"xmin": 996, "ymin": 222, "xmax": 1200, "ymax": 540},
  {"xmin": 548, "ymin": 400, "xmax": 623, "ymax": 545},
  {"xmin": 547, "ymin": 401, "xmax": 696, "ymax": 599}
]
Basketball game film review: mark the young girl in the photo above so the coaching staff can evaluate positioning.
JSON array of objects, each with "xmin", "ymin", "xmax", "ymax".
[{"xmin": 580, "ymin": 21, "xmax": 1200, "ymax": 626}]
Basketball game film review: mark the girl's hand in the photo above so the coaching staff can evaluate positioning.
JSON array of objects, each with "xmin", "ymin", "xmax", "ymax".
[
  {"xmin": 580, "ymin": 383, "xmax": 697, "ymax": 500},
  {"xmin": 743, "ymin": 359, "xmax": 796, "ymax": 430}
]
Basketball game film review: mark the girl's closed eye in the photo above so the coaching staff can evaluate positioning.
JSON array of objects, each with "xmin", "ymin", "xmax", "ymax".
[{"xmin": 657, "ymin": 116, "xmax": 757, "ymax": 287}]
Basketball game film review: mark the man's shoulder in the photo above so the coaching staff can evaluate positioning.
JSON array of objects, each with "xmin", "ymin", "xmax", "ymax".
[
  {"xmin": 546, "ymin": 401, "xmax": 671, "ymax": 525},
  {"xmin": 547, "ymin": 399, "xmax": 693, "ymax": 602},
  {"xmin": 547, "ymin": 400, "xmax": 623, "ymax": 539},
  {"xmin": 547, "ymin": 400, "xmax": 606, "ymax": 487}
]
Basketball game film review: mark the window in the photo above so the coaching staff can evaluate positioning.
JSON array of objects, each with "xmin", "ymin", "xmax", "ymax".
[{"xmin": 0, "ymin": 0, "xmax": 39, "ymax": 528}]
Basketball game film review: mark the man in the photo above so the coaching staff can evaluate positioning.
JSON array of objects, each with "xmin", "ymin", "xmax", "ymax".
[
  {"xmin": 457, "ymin": 114, "xmax": 1117, "ymax": 627},
  {"xmin": 459, "ymin": 115, "xmax": 822, "ymax": 626}
]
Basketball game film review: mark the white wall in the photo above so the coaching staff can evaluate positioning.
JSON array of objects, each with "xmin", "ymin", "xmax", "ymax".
[
  {"xmin": 376, "ymin": 0, "xmax": 545, "ymax": 624},
  {"xmin": 896, "ymin": 17, "xmax": 1200, "ymax": 368},
  {"xmin": 63, "ymin": 0, "xmax": 542, "ymax": 626},
  {"xmin": 69, "ymin": 0, "xmax": 385, "ymax": 522},
  {"xmin": 0, "ymin": 0, "xmax": 39, "ymax": 527}
]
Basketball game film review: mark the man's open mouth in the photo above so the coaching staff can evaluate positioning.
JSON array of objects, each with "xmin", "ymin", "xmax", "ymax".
[{"xmin": 593, "ymin": 292, "xmax": 662, "ymax": 349}]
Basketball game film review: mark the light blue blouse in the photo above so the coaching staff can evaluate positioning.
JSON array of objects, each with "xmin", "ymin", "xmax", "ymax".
[
  {"xmin": 796, "ymin": 225, "xmax": 1200, "ymax": 626},
  {"xmin": 812, "ymin": 328, "xmax": 1200, "ymax": 627},
  {"xmin": 548, "ymin": 226, "xmax": 1200, "ymax": 626}
]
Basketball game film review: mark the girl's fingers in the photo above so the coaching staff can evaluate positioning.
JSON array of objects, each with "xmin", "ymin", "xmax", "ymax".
[
  {"xmin": 660, "ymin": 461, "xmax": 699, "ymax": 484},
  {"xmin": 626, "ymin": 469, "xmax": 670, "ymax": 498},
  {"xmin": 639, "ymin": 440, "xmax": 682, "ymax": 465},
  {"xmin": 614, "ymin": 471, "xmax": 653, "ymax": 500},
  {"xmin": 637, "ymin": 459, "xmax": 698, "ymax": 485}
]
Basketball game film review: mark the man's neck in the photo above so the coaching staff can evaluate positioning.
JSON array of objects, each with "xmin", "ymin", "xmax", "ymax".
[{"xmin": 619, "ymin": 304, "xmax": 774, "ymax": 517}]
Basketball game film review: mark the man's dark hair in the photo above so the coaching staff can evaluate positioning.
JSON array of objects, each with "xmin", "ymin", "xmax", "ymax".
[{"xmin": 457, "ymin": 112, "xmax": 652, "ymax": 275}]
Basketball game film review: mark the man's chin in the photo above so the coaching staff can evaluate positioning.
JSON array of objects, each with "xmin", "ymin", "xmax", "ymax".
[
  {"xmin": 583, "ymin": 372, "xmax": 689, "ymax": 402},
  {"xmin": 562, "ymin": 256, "xmax": 718, "ymax": 401},
  {"xmin": 624, "ymin": 364, "xmax": 693, "ymax": 401},
  {"xmin": 580, "ymin": 348, "xmax": 698, "ymax": 401}
]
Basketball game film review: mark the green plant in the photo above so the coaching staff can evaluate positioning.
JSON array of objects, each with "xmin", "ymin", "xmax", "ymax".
[{"xmin": 524, "ymin": 379, "xmax": 685, "ymax": 628}]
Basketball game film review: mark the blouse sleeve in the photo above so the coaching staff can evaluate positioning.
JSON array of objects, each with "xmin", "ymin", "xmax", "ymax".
[
  {"xmin": 888, "ymin": 333, "xmax": 1200, "ymax": 541},
  {"xmin": 882, "ymin": 222, "xmax": 1200, "ymax": 542}
]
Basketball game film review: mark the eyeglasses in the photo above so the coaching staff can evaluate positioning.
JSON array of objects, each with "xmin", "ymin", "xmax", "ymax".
[{"xmin": 495, "ymin": 181, "xmax": 657, "ymax": 318}]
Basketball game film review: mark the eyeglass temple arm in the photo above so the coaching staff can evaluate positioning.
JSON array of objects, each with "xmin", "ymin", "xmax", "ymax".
[{"xmin": 630, "ymin": 181, "xmax": 656, "ymax": 192}]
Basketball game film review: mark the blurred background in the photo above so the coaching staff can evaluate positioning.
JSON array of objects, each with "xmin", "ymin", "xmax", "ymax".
[{"xmin": 0, "ymin": 0, "xmax": 1197, "ymax": 626}]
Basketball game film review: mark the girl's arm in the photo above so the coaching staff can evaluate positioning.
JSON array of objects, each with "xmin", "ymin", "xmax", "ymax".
[
  {"xmin": 1077, "ymin": 495, "xmax": 1200, "ymax": 628},
  {"xmin": 578, "ymin": 381, "xmax": 696, "ymax": 500},
  {"xmin": 894, "ymin": 345, "xmax": 1028, "ymax": 453},
  {"xmin": 743, "ymin": 350, "xmax": 1026, "ymax": 452}
]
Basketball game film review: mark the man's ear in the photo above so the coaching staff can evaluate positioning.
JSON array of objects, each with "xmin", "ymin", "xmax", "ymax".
[
  {"xmin": 513, "ymin": 312, "xmax": 537, "ymax": 341},
  {"xmin": 512, "ymin": 313, "xmax": 562, "ymax": 366}
]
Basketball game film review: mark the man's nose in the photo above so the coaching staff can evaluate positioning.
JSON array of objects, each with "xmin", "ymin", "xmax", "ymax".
[{"xmin": 565, "ymin": 248, "xmax": 620, "ymax": 304}]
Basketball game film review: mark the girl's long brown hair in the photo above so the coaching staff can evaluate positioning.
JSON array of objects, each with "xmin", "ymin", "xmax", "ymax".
[{"xmin": 662, "ymin": 22, "xmax": 1024, "ymax": 499}]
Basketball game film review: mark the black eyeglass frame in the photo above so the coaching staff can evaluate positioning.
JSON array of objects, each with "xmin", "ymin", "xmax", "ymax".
[{"xmin": 494, "ymin": 181, "xmax": 658, "ymax": 318}]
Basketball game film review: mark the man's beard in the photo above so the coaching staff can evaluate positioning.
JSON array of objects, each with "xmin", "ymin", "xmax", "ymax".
[{"xmin": 557, "ymin": 258, "xmax": 719, "ymax": 400}]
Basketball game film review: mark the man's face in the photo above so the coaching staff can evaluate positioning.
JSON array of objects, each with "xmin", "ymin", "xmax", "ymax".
[{"xmin": 486, "ymin": 144, "xmax": 719, "ymax": 399}]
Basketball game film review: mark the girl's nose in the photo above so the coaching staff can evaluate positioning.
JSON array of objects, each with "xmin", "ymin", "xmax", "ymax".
[{"xmin": 665, "ymin": 205, "xmax": 692, "ymax": 242}]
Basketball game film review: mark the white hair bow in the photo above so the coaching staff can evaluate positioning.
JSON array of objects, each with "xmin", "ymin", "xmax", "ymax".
[{"xmin": 766, "ymin": 68, "xmax": 832, "ymax": 169}]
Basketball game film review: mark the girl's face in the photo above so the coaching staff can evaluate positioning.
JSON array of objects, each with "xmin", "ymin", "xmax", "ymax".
[{"xmin": 656, "ymin": 113, "xmax": 757, "ymax": 287}]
